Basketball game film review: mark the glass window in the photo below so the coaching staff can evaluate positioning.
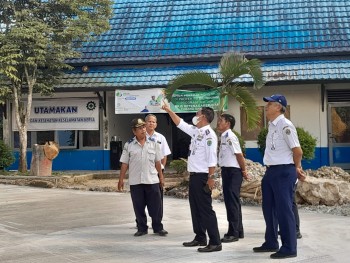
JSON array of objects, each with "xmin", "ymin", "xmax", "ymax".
[
  {"xmin": 240, "ymin": 106, "xmax": 265, "ymax": 140},
  {"xmin": 36, "ymin": 131, "xmax": 54, "ymax": 145},
  {"xmin": 82, "ymin": 130, "xmax": 100, "ymax": 147},
  {"xmin": 14, "ymin": 131, "xmax": 32, "ymax": 148},
  {"xmin": 57, "ymin": 130, "xmax": 77, "ymax": 148}
]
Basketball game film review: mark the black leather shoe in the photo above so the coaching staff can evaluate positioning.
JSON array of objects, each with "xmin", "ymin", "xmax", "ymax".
[
  {"xmin": 253, "ymin": 246, "xmax": 279, "ymax": 252},
  {"xmin": 270, "ymin": 252, "xmax": 297, "ymax": 259},
  {"xmin": 198, "ymin": 244, "xmax": 222, "ymax": 252},
  {"xmin": 239, "ymin": 232, "xmax": 244, "ymax": 239},
  {"xmin": 134, "ymin": 230, "xmax": 148, "ymax": 236},
  {"xmin": 183, "ymin": 240, "xmax": 207, "ymax": 247},
  {"xmin": 221, "ymin": 236, "xmax": 239, "ymax": 243},
  {"xmin": 154, "ymin": 229, "xmax": 168, "ymax": 236}
]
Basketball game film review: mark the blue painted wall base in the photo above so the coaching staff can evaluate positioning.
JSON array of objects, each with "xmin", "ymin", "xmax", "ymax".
[{"xmin": 9, "ymin": 147, "xmax": 329, "ymax": 171}]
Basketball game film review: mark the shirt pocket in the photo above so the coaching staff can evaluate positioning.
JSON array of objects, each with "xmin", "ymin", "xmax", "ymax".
[
  {"xmin": 273, "ymin": 132, "xmax": 285, "ymax": 150},
  {"xmin": 147, "ymin": 149, "xmax": 156, "ymax": 161}
]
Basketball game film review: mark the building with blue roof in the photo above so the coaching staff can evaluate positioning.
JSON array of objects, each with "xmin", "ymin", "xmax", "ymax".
[{"xmin": 4, "ymin": 0, "xmax": 350, "ymax": 171}]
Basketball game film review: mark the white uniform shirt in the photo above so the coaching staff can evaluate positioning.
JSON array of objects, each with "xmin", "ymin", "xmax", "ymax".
[
  {"xmin": 119, "ymin": 137, "xmax": 162, "ymax": 185},
  {"xmin": 218, "ymin": 129, "xmax": 242, "ymax": 168},
  {"xmin": 177, "ymin": 119, "xmax": 217, "ymax": 173},
  {"xmin": 263, "ymin": 114, "xmax": 300, "ymax": 166},
  {"xmin": 146, "ymin": 131, "xmax": 171, "ymax": 169}
]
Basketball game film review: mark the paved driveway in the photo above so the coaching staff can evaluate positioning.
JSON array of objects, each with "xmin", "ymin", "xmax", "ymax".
[{"xmin": 0, "ymin": 184, "xmax": 349, "ymax": 262}]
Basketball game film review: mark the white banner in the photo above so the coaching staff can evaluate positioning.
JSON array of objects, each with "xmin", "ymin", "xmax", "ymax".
[
  {"xmin": 115, "ymin": 88, "xmax": 167, "ymax": 114},
  {"xmin": 12, "ymin": 98, "xmax": 99, "ymax": 131}
]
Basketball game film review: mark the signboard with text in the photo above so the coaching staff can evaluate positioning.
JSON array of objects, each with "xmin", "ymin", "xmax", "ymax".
[
  {"xmin": 12, "ymin": 98, "xmax": 99, "ymax": 131},
  {"xmin": 115, "ymin": 88, "xmax": 226, "ymax": 114}
]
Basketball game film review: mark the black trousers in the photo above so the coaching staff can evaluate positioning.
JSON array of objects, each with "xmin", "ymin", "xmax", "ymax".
[
  {"xmin": 189, "ymin": 173, "xmax": 221, "ymax": 245},
  {"xmin": 130, "ymin": 184, "xmax": 163, "ymax": 233},
  {"xmin": 221, "ymin": 167, "xmax": 244, "ymax": 238}
]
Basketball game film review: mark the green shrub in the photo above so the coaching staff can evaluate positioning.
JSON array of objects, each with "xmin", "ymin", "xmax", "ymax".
[
  {"xmin": 0, "ymin": 140, "xmax": 15, "ymax": 169},
  {"xmin": 169, "ymin": 159, "xmax": 187, "ymax": 174},
  {"xmin": 257, "ymin": 127, "xmax": 317, "ymax": 160}
]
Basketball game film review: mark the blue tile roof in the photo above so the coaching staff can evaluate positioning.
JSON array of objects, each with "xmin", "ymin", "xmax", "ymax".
[
  {"xmin": 67, "ymin": 0, "xmax": 350, "ymax": 64},
  {"xmin": 60, "ymin": 59, "xmax": 350, "ymax": 89}
]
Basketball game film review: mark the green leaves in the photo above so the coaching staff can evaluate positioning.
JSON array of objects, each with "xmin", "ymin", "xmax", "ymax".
[
  {"xmin": 166, "ymin": 71, "xmax": 217, "ymax": 101},
  {"xmin": 165, "ymin": 52, "xmax": 265, "ymax": 130},
  {"xmin": 0, "ymin": 0, "xmax": 113, "ymax": 172}
]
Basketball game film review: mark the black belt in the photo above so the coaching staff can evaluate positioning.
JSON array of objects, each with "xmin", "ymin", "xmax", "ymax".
[
  {"xmin": 189, "ymin": 172, "xmax": 208, "ymax": 176},
  {"xmin": 266, "ymin": 164, "xmax": 294, "ymax": 168}
]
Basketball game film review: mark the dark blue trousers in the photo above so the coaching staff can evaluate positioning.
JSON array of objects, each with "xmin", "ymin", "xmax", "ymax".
[
  {"xmin": 261, "ymin": 164, "xmax": 297, "ymax": 255},
  {"xmin": 221, "ymin": 167, "xmax": 244, "ymax": 238},
  {"xmin": 130, "ymin": 184, "xmax": 163, "ymax": 233},
  {"xmin": 189, "ymin": 173, "xmax": 221, "ymax": 245}
]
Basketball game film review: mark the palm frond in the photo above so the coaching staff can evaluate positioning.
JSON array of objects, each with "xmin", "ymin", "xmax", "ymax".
[
  {"xmin": 165, "ymin": 71, "xmax": 218, "ymax": 101},
  {"xmin": 219, "ymin": 52, "xmax": 265, "ymax": 90},
  {"xmin": 227, "ymin": 87, "xmax": 261, "ymax": 130}
]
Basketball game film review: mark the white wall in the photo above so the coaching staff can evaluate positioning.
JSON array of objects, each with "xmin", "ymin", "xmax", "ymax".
[{"xmin": 227, "ymin": 84, "xmax": 327, "ymax": 149}]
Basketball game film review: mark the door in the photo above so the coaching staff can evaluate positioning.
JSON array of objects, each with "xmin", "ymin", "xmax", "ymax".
[{"xmin": 328, "ymin": 104, "xmax": 350, "ymax": 169}]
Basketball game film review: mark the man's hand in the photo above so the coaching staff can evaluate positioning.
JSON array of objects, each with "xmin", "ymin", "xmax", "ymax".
[
  {"xmin": 207, "ymin": 177, "xmax": 215, "ymax": 190},
  {"xmin": 297, "ymin": 167, "xmax": 307, "ymax": 181},
  {"xmin": 161, "ymin": 103, "xmax": 170, "ymax": 113},
  {"xmin": 117, "ymin": 179, "xmax": 124, "ymax": 191},
  {"xmin": 242, "ymin": 170, "xmax": 251, "ymax": 180}
]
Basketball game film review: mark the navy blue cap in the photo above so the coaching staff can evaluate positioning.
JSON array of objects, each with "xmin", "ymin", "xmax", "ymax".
[{"xmin": 263, "ymin": 94, "xmax": 287, "ymax": 107}]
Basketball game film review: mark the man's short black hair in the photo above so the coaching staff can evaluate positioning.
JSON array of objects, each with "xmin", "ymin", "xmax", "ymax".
[
  {"xmin": 221, "ymin": 114, "xmax": 236, "ymax": 129},
  {"xmin": 201, "ymin": 107, "xmax": 215, "ymax": 123}
]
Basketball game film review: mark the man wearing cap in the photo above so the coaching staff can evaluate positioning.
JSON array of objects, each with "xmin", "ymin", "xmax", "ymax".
[
  {"xmin": 162, "ymin": 104, "xmax": 222, "ymax": 253},
  {"xmin": 253, "ymin": 94, "xmax": 306, "ymax": 259},
  {"xmin": 118, "ymin": 118, "xmax": 168, "ymax": 237}
]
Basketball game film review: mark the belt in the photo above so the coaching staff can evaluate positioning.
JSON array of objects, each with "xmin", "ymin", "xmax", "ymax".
[
  {"xmin": 266, "ymin": 164, "xmax": 294, "ymax": 168},
  {"xmin": 189, "ymin": 172, "xmax": 208, "ymax": 176}
]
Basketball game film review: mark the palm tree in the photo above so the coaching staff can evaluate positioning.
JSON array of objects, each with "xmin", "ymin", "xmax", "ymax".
[{"xmin": 165, "ymin": 52, "xmax": 265, "ymax": 129}]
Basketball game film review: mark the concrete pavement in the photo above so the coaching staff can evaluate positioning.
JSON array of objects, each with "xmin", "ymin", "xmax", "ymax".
[{"xmin": 0, "ymin": 184, "xmax": 349, "ymax": 263}]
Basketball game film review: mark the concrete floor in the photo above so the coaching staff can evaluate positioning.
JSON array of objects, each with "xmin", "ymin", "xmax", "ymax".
[{"xmin": 0, "ymin": 184, "xmax": 349, "ymax": 263}]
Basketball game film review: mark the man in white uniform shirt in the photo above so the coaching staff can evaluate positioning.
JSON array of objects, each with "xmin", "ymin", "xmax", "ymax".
[
  {"xmin": 118, "ymin": 118, "xmax": 168, "ymax": 237},
  {"xmin": 145, "ymin": 114, "xmax": 171, "ymax": 220},
  {"xmin": 253, "ymin": 94, "xmax": 305, "ymax": 259},
  {"xmin": 162, "ymin": 104, "xmax": 221, "ymax": 253},
  {"xmin": 217, "ymin": 114, "xmax": 248, "ymax": 243}
]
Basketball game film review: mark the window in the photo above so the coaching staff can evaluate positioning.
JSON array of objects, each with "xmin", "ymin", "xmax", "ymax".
[
  {"xmin": 82, "ymin": 130, "xmax": 100, "ymax": 147},
  {"xmin": 13, "ymin": 130, "xmax": 78, "ymax": 149},
  {"xmin": 37, "ymin": 131, "xmax": 54, "ymax": 145},
  {"xmin": 240, "ymin": 106, "xmax": 265, "ymax": 140},
  {"xmin": 57, "ymin": 130, "xmax": 77, "ymax": 148},
  {"xmin": 14, "ymin": 131, "xmax": 32, "ymax": 148}
]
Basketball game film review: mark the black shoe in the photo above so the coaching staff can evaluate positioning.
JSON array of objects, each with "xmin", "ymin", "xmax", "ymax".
[
  {"xmin": 183, "ymin": 240, "xmax": 207, "ymax": 247},
  {"xmin": 197, "ymin": 244, "xmax": 222, "ymax": 252},
  {"xmin": 221, "ymin": 236, "xmax": 239, "ymax": 243},
  {"xmin": 239, "ymin": 232, "xmax": 244, "ymax": 239},
  {"xmin": 134, "ymin": 230, "xmax": 148, "ymax": 237},
  {"xmin": 253, "ymin": 246, "xmax": 279, "ymax": 252},
  {"xmin": 154, "ymin": 229, "xmax": 168, "ymax": 236},
  {"xmin": 270, "ymin": 252, "xmax": 297, "ymax": 259}
]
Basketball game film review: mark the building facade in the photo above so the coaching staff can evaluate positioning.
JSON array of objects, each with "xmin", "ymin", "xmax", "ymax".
[{"xmin": 3, "ymin": 0, "xmax": 350, "ymax": 170}]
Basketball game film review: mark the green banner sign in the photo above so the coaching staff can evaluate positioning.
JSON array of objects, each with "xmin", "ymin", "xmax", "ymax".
[{"xmin": 170, "ymin": 89, "xmax": 227, "ymax": 113}]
